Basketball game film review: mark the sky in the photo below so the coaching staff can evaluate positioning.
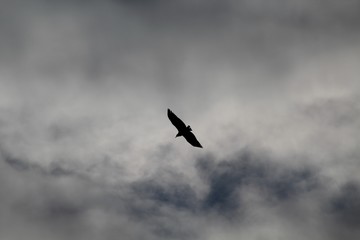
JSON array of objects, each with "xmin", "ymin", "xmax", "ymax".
[{"xmin": 1, "ymin": 0, "xmax": 360, "ymax": 239}]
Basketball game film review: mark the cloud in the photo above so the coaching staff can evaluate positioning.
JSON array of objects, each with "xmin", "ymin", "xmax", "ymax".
[
  {"xmin": 0, "ymin": 0, "xmax": 360, "ymax": 239},
  {"xmin": 197, "ymin": 150, "xmax": 319, "ymax": 215},
  {"xmin": 2, "ymin": 146, "xmax": 358, "ymax": 240},
  {"xmin": 330, "ymin": 182, "xmax": 360, "ymax": 228}
]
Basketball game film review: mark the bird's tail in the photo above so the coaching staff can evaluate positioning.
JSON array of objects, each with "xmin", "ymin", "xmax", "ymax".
[{"xmin": 187, "ymin": 125, "xmax": 192, "ymax": 131}]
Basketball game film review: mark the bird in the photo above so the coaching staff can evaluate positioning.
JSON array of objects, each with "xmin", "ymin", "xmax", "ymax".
[{"xmin": 167, "ymin": 108, "xmax": 203, "ymax": 148}]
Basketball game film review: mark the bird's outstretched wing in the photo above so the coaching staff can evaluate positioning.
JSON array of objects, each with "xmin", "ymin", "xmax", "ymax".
[
  {"xmin": 167, "ymin": 109, "xmax": 186, "ymax": 131},
  {"xmin": 183, "ymin": 131, "xmax": 203, "ymax": 148}
]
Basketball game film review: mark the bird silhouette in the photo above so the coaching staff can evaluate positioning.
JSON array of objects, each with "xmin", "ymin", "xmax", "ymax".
[{"xmin": 167, "ymin": 109, "xmax": 203, "ymax": 148}]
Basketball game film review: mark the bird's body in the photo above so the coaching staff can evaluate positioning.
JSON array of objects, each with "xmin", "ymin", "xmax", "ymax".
[{"xmin": 167, "ymin": 109, "xmax": 202, "ymax": 148}]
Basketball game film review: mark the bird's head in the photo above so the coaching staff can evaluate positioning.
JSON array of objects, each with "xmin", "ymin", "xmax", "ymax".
[{"xmin": 175, "ymin": 132, "xmax": 181, "ymax": 138}]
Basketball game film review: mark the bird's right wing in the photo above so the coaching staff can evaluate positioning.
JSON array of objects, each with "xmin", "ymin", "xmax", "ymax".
[
  {"xmin": 167, "ymin": 109, "xmax": 187, "ymax": 131},
  {"xmin": 183, "ymin": 131, "xmax": 203, "ymax": 148}
]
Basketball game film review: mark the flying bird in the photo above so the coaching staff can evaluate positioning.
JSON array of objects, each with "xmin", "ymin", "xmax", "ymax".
[{"xmin": 167, "ymin": 108, "xmax": 203, "ymax": 148}]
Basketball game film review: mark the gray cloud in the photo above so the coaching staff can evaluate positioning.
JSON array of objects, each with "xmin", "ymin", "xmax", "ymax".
[
  {"xmin": 330, "ymin": 182, "xmax": 360, "ymax": 228},
  {"xmin": 197, "ymin": 151, "xmax": 319, "ymax": 215},
  {"xmin": 1, "ymin": 0, "xmax": 360, "ymax": 239},
  {"xmin": 2, "ymin": 146, "xmax": 360, "ymax": 240}
]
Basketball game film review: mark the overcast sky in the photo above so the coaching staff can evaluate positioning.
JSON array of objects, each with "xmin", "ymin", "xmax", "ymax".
[{"xmin": 1, "ymin": 0, "xmax": 360, "ymax": 239}]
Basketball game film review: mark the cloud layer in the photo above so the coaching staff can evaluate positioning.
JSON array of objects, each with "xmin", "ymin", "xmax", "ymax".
[{"xmin": 1, "ymin": 0, "xmax": 360, "ymax": 239}]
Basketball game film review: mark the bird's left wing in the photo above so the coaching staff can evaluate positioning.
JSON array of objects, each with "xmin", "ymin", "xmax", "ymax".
[
  {"xmin": 168, "ymin": 109, "xmax": 187, "ymax": 131},
  {"xmin": 183, "ymin": 131, "xmax": 203, "ymax": 148}
]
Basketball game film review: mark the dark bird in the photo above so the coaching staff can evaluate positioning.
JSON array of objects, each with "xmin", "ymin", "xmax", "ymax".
[{"xmin": 167, "ymin": 108, "xmax": 203, "ymax": 148}]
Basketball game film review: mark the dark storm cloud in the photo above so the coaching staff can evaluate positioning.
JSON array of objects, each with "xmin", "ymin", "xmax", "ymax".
[
  {"xmin": 330, "ymin": 182, "xmax": 360, "ymax": 228},
  {"xmin": 196, "ymin": 150, "xmax": 319, "ymax": 216},
  {"xmin": 0, "ymin": 152, "xmax": 198, "ymax": 239},
  {"xmin": 2, "ymin": 142, "xmax": 360, "ymax": 239}
]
